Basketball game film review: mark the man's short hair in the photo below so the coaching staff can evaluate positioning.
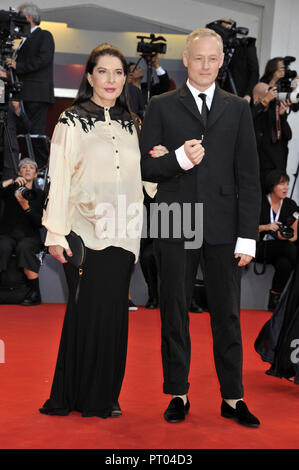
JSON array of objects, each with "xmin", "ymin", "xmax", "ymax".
[
  {"xmin": 19, "ymin": 3, "xmax": 41, "ymax": 25},
  {"xmin": 184, "ymin": 28, "xmax": 223, "ymax": 56},
  {"xmin": 18, "ymin": 158, "xmax": 38, "ymax": 170}
]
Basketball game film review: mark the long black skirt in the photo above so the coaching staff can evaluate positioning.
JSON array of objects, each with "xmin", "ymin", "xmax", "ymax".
[
  {"xmin": 255, "ymin": 254, "xmax": 299, "ymax": 384},
  {"xmin": 40, "ymin": 246, "xmax": 135, "ymax": 418}
]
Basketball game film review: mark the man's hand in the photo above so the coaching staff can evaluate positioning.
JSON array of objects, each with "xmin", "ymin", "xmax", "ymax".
[
  {"xmin": 49, "ymin": 245, "xmax": 73, "ymax": 264},
  {"xmin": 234, "ymin": 253, "xmax": 253, "ymax": 267},
  {"xmin": 5, "ymin": 58, "xmax": 16, "ymax": 69},
  {"xmin": 184, "ymin": 139, "xmax": 205, "ymax": 165},
  {"xmin": 149, "ymin": 145, "xmax": 169, "ymax": 158},
  {"xmin": 152, "ymin": 54, "xmax": 160, "ymax": 69}
]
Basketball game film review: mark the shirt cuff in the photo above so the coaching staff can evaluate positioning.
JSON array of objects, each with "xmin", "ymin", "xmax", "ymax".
[
  {"xmin": 234, "ymin": 237, "xmax": 256, "ymax": 258},
  {"xmin": 45, "ymin": 231, "xmax": 69, "ymax": 250},
  {"xmin": 175, "ymin": 144, "xmax": 194, "ymax": 171},
  {"xmin": 155, "ymin": 66, "xmax": 166, "ymax": 76}
]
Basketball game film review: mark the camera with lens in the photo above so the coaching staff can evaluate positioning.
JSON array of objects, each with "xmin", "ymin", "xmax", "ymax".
[
  {"xmin": 0, "ymin": 8, "xmax": 30, "ymax": 103},
  {"xmin": 12, "ymin": 183, "xmax": 36, "ymax": 201},
  {"xmin": 270, "ymin": 212, "xmax": 299, "ymax": 240},
  {"xmin": 275, "ymin": 56, "xmax": 299, "ymax": 104},
  {"xmin": 136, "ymin": 33, "xmax": 167, "ymax": 57}
]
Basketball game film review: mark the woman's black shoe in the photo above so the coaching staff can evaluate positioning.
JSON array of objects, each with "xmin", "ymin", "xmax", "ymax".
[
  {"xmin": 21, "ymin": 288, "xmax": 41, "ymax": 306},
  {"xmin": 109, "ymin": 402, "xmax": 122, "ymax": 417}
]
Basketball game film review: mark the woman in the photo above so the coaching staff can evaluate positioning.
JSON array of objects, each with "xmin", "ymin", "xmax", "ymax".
[
  {"xmin": 252, "ymin": 58, "xmax": 293, "ymax": 190},
  {"xmin": 39, "ymin": 44, "xmax": 143, "ymax": 418},
  {"xmin": 260, "ymin": 57, "xmax": 285, "ymax": 87},
  {"xmin": 255, "ymin": 169, "xmax": 298, "ymax": 311},
  {"xmin": 0, "ymin": 158, "xmax": 44, "ymax": 305}
]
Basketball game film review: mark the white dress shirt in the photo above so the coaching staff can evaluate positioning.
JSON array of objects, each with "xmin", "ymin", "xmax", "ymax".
[{"xmin": 175, "ymin": 79, "xmax": 256, "ymax": 257}]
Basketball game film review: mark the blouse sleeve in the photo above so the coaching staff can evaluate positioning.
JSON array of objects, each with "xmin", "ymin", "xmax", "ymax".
[{"xmin": 42, "ymin": 115, "xmax": 74, "ymax": 249}]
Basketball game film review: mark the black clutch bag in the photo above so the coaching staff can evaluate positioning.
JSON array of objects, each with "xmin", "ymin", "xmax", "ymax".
[{"xmin": 64, "ymin": 231, "xmax": 86, "ymax": 269}]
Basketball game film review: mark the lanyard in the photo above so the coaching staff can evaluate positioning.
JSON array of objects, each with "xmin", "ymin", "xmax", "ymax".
[
  {"xmin": 275, "ymin": 101, "xmax": 282, "ymax": 140},
  {"xmin": 264, "ymin": 195, "xmax": 282, "ymax": 241}
]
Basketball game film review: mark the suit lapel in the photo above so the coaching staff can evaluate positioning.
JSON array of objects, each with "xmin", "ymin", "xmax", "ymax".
[
  {"xmin": 179, "ymin": 83, "xmax": 204, "ymax": 125},
  {"xmin": 17, "ymin": 27, "xmax": 40, "ymax": 56},
  {"xmin": 179, "ymin": 83, "xmax": 229, "ymax": 129},
  {"xmin": 207, "ymin": 86, "xmax": 229, "ymax": 129}
]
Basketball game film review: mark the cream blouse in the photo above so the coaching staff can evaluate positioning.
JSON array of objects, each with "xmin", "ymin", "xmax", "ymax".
[{"xmin": 42, "ymin": 100, "xmax": 144, "ymax": 262}]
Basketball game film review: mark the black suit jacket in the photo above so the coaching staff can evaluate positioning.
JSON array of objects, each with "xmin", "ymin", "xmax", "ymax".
[
  {"xmin": 140, "ymin": 83, "xmax": 261, "ymax": 245},
  {"xmin": 16, "ymin": 27, "xmax": 55, "ymax": 104}
]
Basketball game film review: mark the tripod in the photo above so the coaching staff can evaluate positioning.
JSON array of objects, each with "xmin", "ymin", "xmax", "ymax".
[
  {"xmin": 133, "ymin": 54, "xmax": 156, "ymax": 106},
  {"xmin": 218, "ymin": 46, "xmax": 238, "ymax": 95},
  {"xmin": 290, "ymin": 163, "xmax": 298, "ymax": 199}
]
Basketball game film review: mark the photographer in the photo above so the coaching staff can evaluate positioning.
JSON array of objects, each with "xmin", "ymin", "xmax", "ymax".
[
  {"xmin": 0, "ymin": 158, "xmax": 45, "ymax": 305},
  {"xmin": 5, "ymin": 3, "xmax": 55, "ymax": 170},
  {"xmin": 140, "ymin": 53, "xmax": 170, "ymax": 98},
  {"xmin": 252, "ymin": 60, "xmax": 295, "ymax": 190},
  {"xmin": 207, "ymin": 17, "xmax": 259, "ymax": 102},
  {"xmin": 256, "ymin": 169, "xmax": 298, "ymax": 311}
]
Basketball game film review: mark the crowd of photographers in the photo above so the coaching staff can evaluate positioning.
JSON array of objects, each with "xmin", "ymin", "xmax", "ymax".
[{"xmin": 0, "ymin": 8, "xmax": 298, "ymax": 311}]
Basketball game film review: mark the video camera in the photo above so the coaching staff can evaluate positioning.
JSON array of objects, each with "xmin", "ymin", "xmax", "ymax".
[
  {"xmin": 206, "ymin": 19, "xmax": 254, "ymax": 93},
  {"xmin": 276, "ymin": 56, "xmax": 299, "ymax": 104},
  {"xmin": 136, "ymin": 33, "xmax": 167, "ymax": 57},
  {"xmin": 0, "ymin": 8, "xmax": 30, "ymax": 103},
  {"xmin": 206, "ymin": 19, "xmax": 250, "ymax": 50}
]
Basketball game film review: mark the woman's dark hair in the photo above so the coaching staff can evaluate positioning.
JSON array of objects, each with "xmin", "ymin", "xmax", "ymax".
[
  {"xmin": 264, "ymin": 169, "xmax": 290, "ymax": 194},
  {"xmin": 260, "ymin": 57, "xmax": 284, "ymax": 84},
  {"xmin": 74, "ymin": 43, "xmax": 130, "ymax": 113}
]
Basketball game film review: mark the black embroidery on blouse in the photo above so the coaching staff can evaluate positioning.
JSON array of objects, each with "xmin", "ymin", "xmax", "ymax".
[
  {"xmin": 116, "ymin": 119, "xmax": 134, "ymax": 135},
  {"xmin": 58, "ymin": 101, "xmax": 135, "ymax": 134},
  {"xmin": 58, "ymin": 109, "xmax": 100, "ymax": 133}
]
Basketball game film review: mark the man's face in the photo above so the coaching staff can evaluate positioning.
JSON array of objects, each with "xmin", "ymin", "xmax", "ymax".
[
  {"xmin": 183, "ymin": 36, "xmax": 224, "ymax": 91},
  {"xmin": 128, "ymin": 64, "xmax": 144, "ymax": 81}
]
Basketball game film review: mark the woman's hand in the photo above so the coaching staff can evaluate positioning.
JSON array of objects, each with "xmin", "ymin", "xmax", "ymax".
[
  {"xmin": 149, "ymin": 145, "xmax": 169, "ymax": 158},
  {"xmin": 14, "ymin": 176, "xmax": 27, "ymax": 187},
  {"xmin": 279, "ymin": 99, "xmax": 292, "ymax": 115},
  {"xmin": 259, "ymin": 222, "xmax": 281, "ymax": 233},
  {"xmin": 49, "ymin": 245, "xmax": 73, "ymax": 264}
]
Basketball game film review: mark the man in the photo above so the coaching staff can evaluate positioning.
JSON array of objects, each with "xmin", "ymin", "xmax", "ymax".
[
  {"xmin": 6, "ymin": 3, "xmax": 55, "ymax": 169},
  {"xmin": 140, "ymin": 28, "xmax": 261, "ymax": 426},
  {"xmin": 214, "ymin": 17, "xmax": 259, "ymax": 103}
]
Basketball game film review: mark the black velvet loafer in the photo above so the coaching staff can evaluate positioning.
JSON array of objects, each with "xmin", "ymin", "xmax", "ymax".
[
  {"xmin": 221, "ymin": 400, "xmax": 260, "ymax": 427},
  {"xmin": 164, "ymin": 397, "xmax": 190, "ymax": 423}
]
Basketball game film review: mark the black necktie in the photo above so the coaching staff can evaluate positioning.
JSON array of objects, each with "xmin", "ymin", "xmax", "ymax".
[{"xmin": 199, "ymin": 93, "xmax": 209, "ymax": 128}]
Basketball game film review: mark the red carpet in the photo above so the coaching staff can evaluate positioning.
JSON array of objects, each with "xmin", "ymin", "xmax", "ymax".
[{"xmin": 0, "ymin": 304, "xmax": 298, "ymax": 450}]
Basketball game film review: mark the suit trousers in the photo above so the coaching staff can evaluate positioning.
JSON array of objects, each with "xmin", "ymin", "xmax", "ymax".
[
  {"xmin": 154, "ymin": 239, "xmax": 244, "ymax": 399},
  {"xmin": 22, "ymin": 101, "xmax": 50, "ymax": 169}
]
